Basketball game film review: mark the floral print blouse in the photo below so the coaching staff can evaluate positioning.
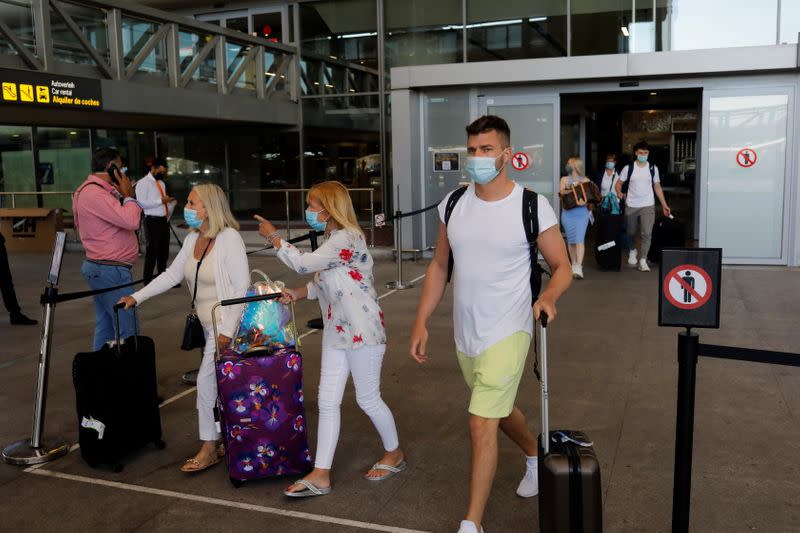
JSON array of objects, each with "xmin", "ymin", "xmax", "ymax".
[{"xmin": 277, "ymin": 229, "xmax": 386, "ymax": 350}]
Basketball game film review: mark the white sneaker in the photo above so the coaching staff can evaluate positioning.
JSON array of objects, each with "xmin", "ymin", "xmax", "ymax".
[
  {"xmin": 516, "ymin": 464, "xmax": 539, "ymax": 498},
  {"xmin": 627, "ymin": 250, "xmax": 638, "ymax": 266},
  {"xmin": 458, "ymin": 520, "xmax": 484, "ymax": 533},
  {"xmin": 638, "ymin": 258, "xmax": 650, "ymax": 272},
  {"xmin": 574, "ymin": 264, "xmax": 584, "ymax": 279},
  {"xmin": 571, "ymin": 264, "xmax": 579, "ymax": 278}
]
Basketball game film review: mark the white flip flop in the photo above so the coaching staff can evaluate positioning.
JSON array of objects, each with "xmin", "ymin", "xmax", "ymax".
[
  {"xmin": 364, "ymin": 460, "xmax": 408, "ymax": 481},
  {"xmin": 283, "ymin": 479, "xmax": 332, "ymax": 498}
]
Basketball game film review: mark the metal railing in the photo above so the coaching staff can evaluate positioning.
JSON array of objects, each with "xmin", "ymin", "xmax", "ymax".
[
  {"xmin": 0, "ymin": 187, "xmax": 378, "ymax": 246},
  {"xmin": 0, "ymin": 0, "xmax": 383, "ymax": 104},
  {"xmin": 235, "ymin": 187, "xmax": 376, "ymax": 246},
  {"xmin": 0, "ymin": 0, "xmax": 297, "ymax": 101},
  {"xmin": 0, "ymin": 190, "xmax": 73, "ymax": 208}
]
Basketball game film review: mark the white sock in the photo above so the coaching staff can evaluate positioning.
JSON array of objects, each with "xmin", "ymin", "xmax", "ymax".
[{"xmin": 526, "ymin": 455, "xmax": 538, "ymax": 469}]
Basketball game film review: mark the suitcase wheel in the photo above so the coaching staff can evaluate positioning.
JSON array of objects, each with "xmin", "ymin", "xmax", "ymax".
[
  {"xmin": 154, "ymin": 439, "xmax": 166, "ymax": 450},
  {"xmin": 230, "ymin": 477, "xmax": 243, "ymax": 488},
  {"xmin": 112, "ymin": 463, "xmax": 124, "ymax": 473}
]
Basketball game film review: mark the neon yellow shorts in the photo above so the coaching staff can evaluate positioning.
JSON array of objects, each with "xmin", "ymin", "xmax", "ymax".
[{"xmin": 457, "ymin": 331, "xmax": 532, "ymax": 419}]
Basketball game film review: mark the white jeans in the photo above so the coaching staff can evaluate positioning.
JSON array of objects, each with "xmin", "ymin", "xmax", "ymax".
[
  {"xmin": 315, "ymin": 343, "xmax": 399, "ymax": 469},
  {"xmin": 197, "ymin": 326, "xmax": 221, "ymax": 442}
]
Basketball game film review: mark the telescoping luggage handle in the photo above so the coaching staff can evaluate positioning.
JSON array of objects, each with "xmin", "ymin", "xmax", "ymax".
[
  {"xmin": 539, "ymin": 312, "xmax": 550, "ymax": 455},
  {"xmin": 111, "ymin": 302, "xmax": 139, "ymax": 356},
  {"xmin": 210, "ymin": 293, "xmax": 282, "ymax": 362}
]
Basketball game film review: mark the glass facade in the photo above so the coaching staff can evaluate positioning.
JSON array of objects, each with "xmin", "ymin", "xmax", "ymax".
[
  {"xmin": 0, "ymin": 125, "xmax": 35, "ymax": 207},
  {"xmin": 466, "ymin": 0, "xmax": 567, "ymax": 61},
  {"xmin": 385, "ymin": 0, "xmax": 463, "ymax": 69}
]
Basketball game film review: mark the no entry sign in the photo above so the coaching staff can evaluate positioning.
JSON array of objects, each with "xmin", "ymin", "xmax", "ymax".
[
  {"xmin": 659, "ymin": 248, "xmax": 722, "ymax": 329},
  {"xmin": 736, "ymin": 148, "xmax": 757, "ymax": 168},
  {"xmin": 511, "ymin": 152, "xmax": 529, "ymax": 171}
]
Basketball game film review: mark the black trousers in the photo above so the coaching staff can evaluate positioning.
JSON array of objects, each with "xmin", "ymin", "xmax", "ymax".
[
  {"xmin": 143, "ymin": 216, "xmax": 170, "ymax": 283},
  {"xmin": 0, "ymin": 233, "xmax": 21, "ymax": 315}
]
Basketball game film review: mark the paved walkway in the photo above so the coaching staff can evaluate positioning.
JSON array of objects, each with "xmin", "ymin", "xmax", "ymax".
[{"xmin": 0, "ymin": 242, "xmax": 798, "ymax": 532}]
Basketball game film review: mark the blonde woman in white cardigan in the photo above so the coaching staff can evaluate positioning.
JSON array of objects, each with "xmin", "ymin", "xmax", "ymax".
[{"xmin": 118, "ymin": 183, "xmax": 249, "ymax": 473}]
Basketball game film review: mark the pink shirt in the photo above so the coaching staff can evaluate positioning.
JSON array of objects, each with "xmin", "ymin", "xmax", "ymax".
[{"xmin": 72, "ymin": 175, "xmax": 142, "ymax": 265}]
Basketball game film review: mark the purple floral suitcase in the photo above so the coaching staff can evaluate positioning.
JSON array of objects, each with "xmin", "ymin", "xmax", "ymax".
[
  {"xmin": 212, "ymin": 292, "xmax": 312, "ymax": 488},
  {"xmin": 216, "ymin": 347, "xmax": 312, "ymax": 487}
]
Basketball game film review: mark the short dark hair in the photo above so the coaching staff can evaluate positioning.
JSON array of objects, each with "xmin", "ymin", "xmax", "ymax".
[
  {"xmin": 606, "ymin": 152, "xmax": 617, "ymax": 160},
  {"xmin": 466, "ymin": 115, "xmax": 511, "ymax": 147},
  {"xmin": 633, "ymin": 141, "xmax": 650, "ymax": 153},
  {"xmin": 91, "ymin": 147, "xmax": 120, "ymax": 172},
  {"xmin": 150, "ymin": 157, "xmax": 167, "ymax": 169}
]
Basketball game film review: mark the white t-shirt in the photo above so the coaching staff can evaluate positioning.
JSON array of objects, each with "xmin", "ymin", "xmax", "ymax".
[
  {"xmin": 438, "ymin": 183, "xmax": 558, "ymax": 357},
  {"xmin": 600, "ymin": 170, "xmax": 619, "ymax": 197},
  {"xmin": 619, "ymin": 163, "xmax": 660, "ymax": 208}
]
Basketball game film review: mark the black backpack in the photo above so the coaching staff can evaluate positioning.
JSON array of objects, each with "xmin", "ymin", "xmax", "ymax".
[
  {"xmin": 443, "ymin": 185, "xmax": 543, "ymax": 304},
  {"xmin": 621, "ymin": 163, "xmax": 656, "ymax": 195}
]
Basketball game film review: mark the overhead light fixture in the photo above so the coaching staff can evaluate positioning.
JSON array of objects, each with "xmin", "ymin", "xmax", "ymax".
[
  {"xmin": 442, "ymin": 19, "xmax": 522, "ymax": 31},
  {"xmin": 329, "ymin": 55, "xmax": 337, "ymax": 60},
  {"xmin": 529, "ymin": 17, "xmax": 548, "ymax": 22},
  {"xmin": 137, "ymin": 131, "xmax": 145, "ymax": 135},
  {"xmin": 338, "ymin": 32, "xmax": 377, "ymax": 40},
  {"xmin": 650, "ymin": 92, "xmax": 657, "ymax": 95},
  {"xmin": 621, "ymin": 26, "xmax": 629, "ymax": 37},
  {"xmin": 265, "ymin": 71, "xmax": 276, "ymax": 76},
  {"xmin": 69, "ymin": 131, "xmax": 77, "ymax": 135}
]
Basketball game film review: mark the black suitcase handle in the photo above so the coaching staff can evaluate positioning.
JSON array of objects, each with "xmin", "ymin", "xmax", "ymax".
[{"xmin": 111, "ymin": 302, "xmax": 137, "ymax": 355}]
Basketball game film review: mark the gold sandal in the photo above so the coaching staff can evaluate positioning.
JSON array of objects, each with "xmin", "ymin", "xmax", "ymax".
[{"xmin": 180, "ymin": 454, "xmax": 219, "ymax": 473}]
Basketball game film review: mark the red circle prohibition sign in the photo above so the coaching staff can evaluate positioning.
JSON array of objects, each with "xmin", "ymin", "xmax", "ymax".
[
  {"xmin": 663, "ymin": 264, "xmax": 712, "ymax": 310},
  {"xmin": 736, "ymin": 148, "xmax": 757, "ymax": 168},
  {"xmin": 511, "ymin": 152, "xmax": 529, "ymax": 170}
]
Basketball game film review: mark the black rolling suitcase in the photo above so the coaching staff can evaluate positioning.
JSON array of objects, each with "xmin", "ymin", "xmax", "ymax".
[
  {"xmin": 594, "ymin": 213, "xmax": 623, "ymax": 271},
  {"xmin": 72, "ymin": 303, "xmax": 165, "ymax": 471},
  {"xmin": 648, "ymin": 215, "xmax": 685, "ymax": 263},
  {"xmin": 537, "ymin": 314, "xmax": 602, "ymax": 533}
]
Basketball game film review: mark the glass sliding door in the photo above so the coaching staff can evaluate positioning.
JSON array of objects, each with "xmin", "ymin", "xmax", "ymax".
[
  {"xmin": 480, "ymin": 95, "xmax": 559, "ymax": 207},
  {"xmin": 701, "ymin": 88, "xmax": 793, "ymax": 263}
]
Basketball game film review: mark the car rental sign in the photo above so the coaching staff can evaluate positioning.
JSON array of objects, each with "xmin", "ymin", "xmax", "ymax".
[{"xmin": 0, "ymin": 68, "xmax": 102, "ymax": 110}]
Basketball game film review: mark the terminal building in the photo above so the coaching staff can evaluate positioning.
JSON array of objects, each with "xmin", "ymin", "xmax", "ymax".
[{"xmin": 0, "ymin": 0, "xmax": 798, "ymax": 265}]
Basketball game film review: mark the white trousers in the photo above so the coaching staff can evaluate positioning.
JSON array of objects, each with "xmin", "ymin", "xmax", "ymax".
[
  {"xmin": 197, "ymin": 326, "xmax": 221, "ymax": 442},
  {"xmin": 314, "ymin": 343, "xmax": 399, "ymax": 469}
]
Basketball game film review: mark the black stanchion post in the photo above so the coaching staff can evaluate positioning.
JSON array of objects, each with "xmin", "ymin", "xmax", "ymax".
[
  {"xmin": 307, "ymin": 230, "xmax": 324, "ymax": 330},
  {"xmin": 672, "ymin": 328, "xmax": 700, "ymax": 533},
  {"xmin": 2, "ymin": 286, "xmax": 69, "ymax": 465}
]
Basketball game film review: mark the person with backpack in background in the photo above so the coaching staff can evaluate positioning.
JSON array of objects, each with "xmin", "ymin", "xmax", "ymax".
[
  {"xmin": 615, "ymin": 141, "xmax": 671, "ymax": 272},
  {"xmin": 409, "ymin": 115, "xmax": 572, "ymax": 533}
]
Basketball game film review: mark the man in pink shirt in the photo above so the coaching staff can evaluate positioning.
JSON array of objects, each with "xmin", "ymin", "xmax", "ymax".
[{"xmin": 73, "ymin": 147, "xmax": 142, "ymax": 350}]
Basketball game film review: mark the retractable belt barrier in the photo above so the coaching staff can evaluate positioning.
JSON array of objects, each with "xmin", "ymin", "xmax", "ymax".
[
  {"xmin": 2, "ymin": 229, "xmax": 325, "ymax": 466},
  {"xmin": 383, "ymin": 201, "xmax": 439, "ymax": 290}
]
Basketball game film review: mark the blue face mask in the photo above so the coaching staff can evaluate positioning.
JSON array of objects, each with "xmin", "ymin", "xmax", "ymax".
[
  {"xmin": 465, "ymin": 153, "xmax": 504, "ymax": 185},
  {"xmin": 637, "ymin": 154, "xmax": 648, "ymax": 163},
  {"xmin": 565, "ymin": 164, "xmax": 573, "ymax": 174},
  {"xmin": 305, "ymin": 209, "xmax": 327, "ymax": 232},
  {"xmin": 183, "ymin": 207, "xmax": 203, "ymax": 229},
  {"xmin": 606, "ymin": 161, "xmax": 616, "ymax": 170}
]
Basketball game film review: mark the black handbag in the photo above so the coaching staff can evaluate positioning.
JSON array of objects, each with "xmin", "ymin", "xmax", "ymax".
[{"xmin": 180, "ymin": 238, "xmax": 213, "ymax": 351}]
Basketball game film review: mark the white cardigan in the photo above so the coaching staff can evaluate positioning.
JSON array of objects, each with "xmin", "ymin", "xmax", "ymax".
[{"xmin": 131, "ymin": 227, "xmax": 250, "ymax": 338}]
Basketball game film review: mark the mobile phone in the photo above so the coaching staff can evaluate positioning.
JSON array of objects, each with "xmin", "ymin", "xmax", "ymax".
[{"xmin": 107, "ymin": 164, "xmax": 120, "ymax": 185}]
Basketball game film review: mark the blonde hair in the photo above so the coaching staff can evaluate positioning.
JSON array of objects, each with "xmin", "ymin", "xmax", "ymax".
[
  {"xmin": 307, "ymin": 181, "xmax": 363, "ymax": 235},
  {"xmin": 568, "ymin": 157, "xmax": 586, "ymax": 177},
  {"xmin": 192, "ymin": 183, "xmax": 239, "ymax": 238}
]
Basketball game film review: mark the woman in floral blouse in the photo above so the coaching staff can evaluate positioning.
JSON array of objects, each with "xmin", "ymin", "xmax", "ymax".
[{"xmin": 255, "ymin": 181, "xmax": 405, "ymax": 498}]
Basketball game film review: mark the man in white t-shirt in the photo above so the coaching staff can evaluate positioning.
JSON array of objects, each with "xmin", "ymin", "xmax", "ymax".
[
  {"xmin": 615, "ymin": 141, "xmax": 671, "ymax": 272},
  {"xmin": 410, "ymin": 116, "xmax": 572, "ymax": 533}
]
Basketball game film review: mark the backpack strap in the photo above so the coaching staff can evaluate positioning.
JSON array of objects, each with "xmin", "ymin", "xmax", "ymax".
[
  {"xmin": 445, "ymin": 185, "xmax": 469, "ymax": 283},
  {"xmin": 621, "ymin": 163, "xmax": 656, "ymax": 194},
  {"xmin": 522, "ymin": 188, "xmax": 542, "ymax": 304}
]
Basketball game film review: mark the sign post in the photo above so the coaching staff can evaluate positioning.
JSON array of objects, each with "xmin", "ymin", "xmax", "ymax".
[{"xmin": 658, "ymin": 248, "xmax": 722, "ymax": 533}]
